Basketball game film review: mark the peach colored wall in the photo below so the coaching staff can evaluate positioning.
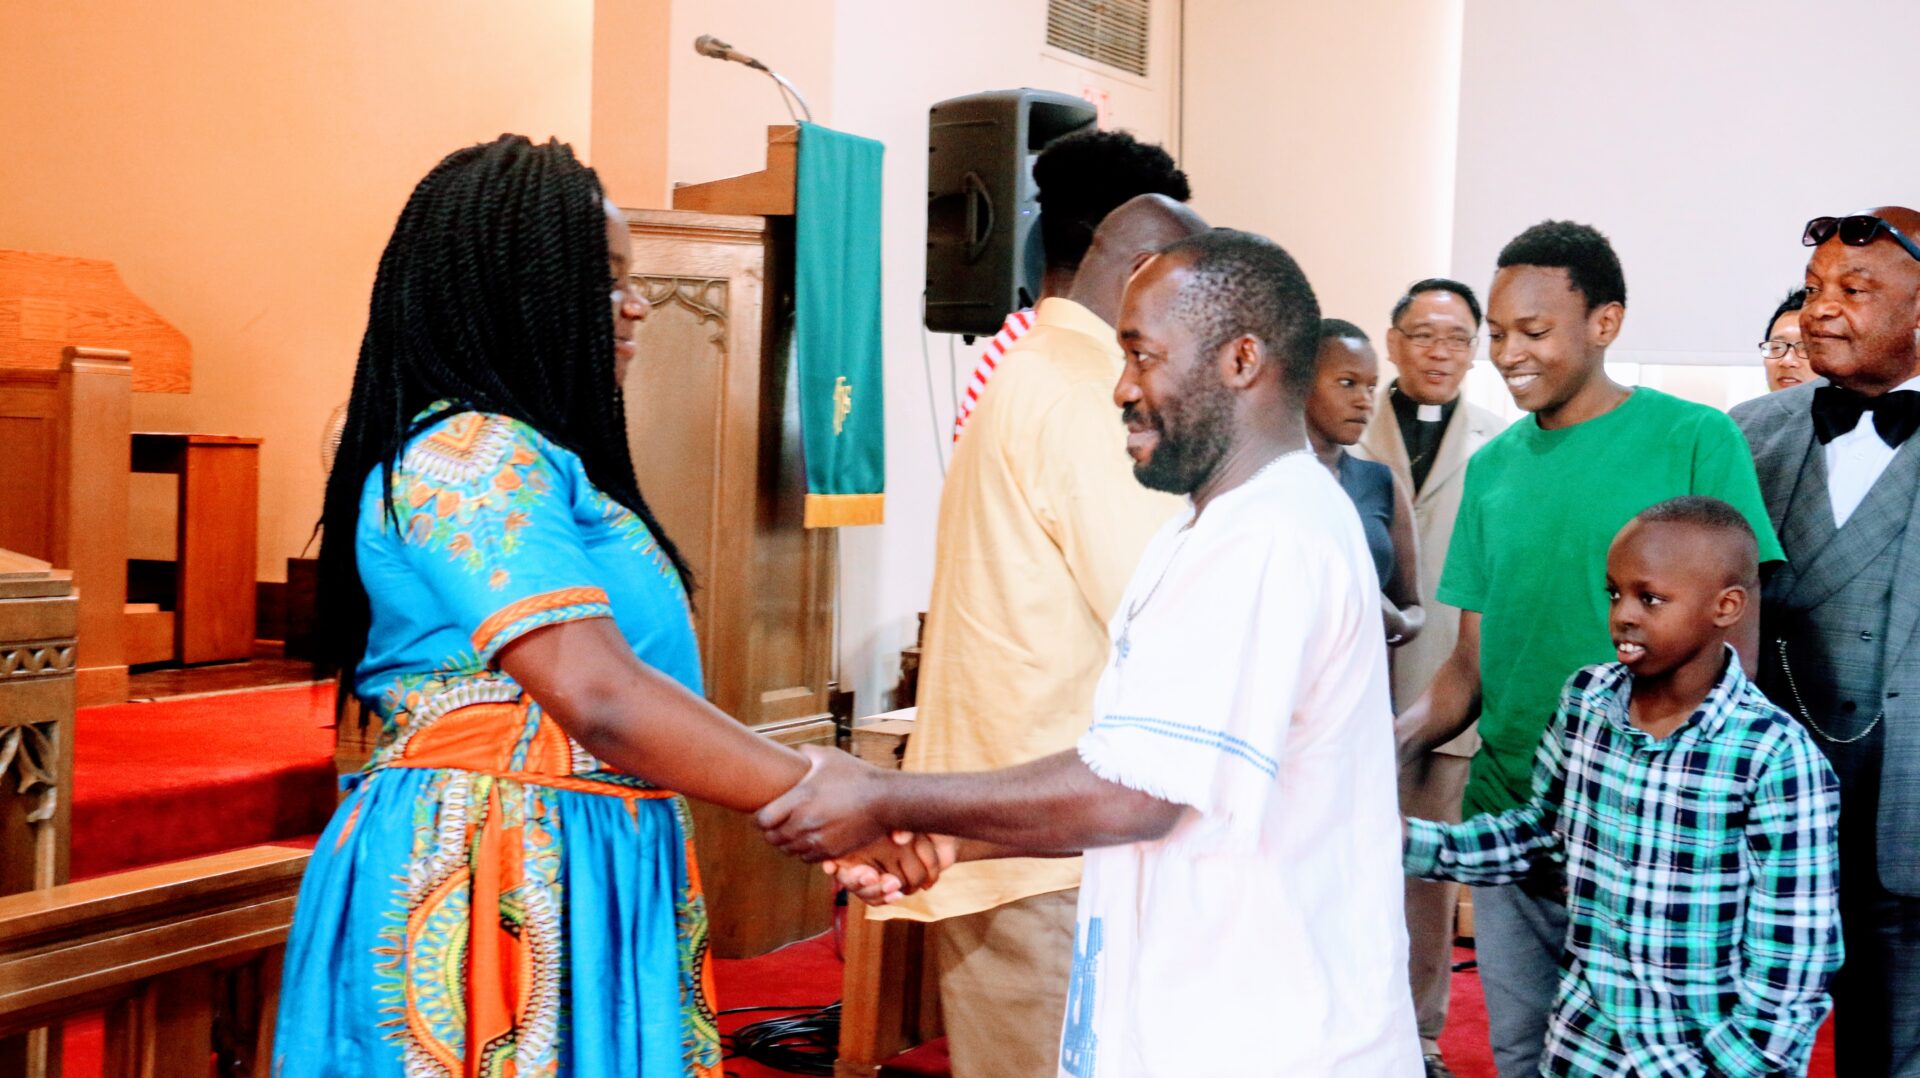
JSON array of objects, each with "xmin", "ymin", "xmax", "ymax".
[
  {"xmin": 0, "ymin": 0, "xmax": 598, "ymax": 581},
  {"xmin": 1180, "ymin": 0, "xmax": 1464, "ymax": 336},
  {"xmin": 595, "ymin": 0, "xmax": 674, "ymax": 207}
]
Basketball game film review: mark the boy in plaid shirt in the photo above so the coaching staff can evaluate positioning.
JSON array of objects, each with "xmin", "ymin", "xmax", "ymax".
[{"xmin": 1405, "ymin": 496, "xmax": 1842, "ymax": 1077}]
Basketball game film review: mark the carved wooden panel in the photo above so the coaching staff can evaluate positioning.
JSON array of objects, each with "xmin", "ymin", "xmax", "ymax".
[
  {"xmin": 620, "ymin": 208, "xmax": 838, "ymax": 957},
  {"xmin": 0, "ymin": 561, "xmax": 76, "ymax": 900},
  {"xmin": 625, "ymin": 274, "xmax": 729, "ymax": 619},
  {"xmin": 620, "ymin": 210, "xmax": 834, "ymax": 730}
]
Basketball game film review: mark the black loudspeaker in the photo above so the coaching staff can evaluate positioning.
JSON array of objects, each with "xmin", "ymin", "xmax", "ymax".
[{"xmin": 925, "ymin": 89, "xmax": 1098, "ymax": 336}]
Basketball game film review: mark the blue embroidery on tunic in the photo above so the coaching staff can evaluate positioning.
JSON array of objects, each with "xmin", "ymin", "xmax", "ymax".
[
  {"xmin": 1060, "ymin": 916, "xmax": 1103, "ymax": 1077},
  {"xmin": 1096, "ymin": 714, "xmax": 1281, "ymax": 776}
]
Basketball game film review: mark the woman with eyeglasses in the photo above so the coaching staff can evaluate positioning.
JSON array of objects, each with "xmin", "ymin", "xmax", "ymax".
[
  {"xmin": 276, "ymin": 135, "xmax": 938, "ymax": 1078},
  {"xmin": 1760, "ymin": 287, "xmax": 1810, "ymax": 392}
]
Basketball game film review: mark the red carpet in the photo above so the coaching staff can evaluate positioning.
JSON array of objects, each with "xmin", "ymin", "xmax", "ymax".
[
  {"xmin": 58, "ymin": 933, "xmax": 1836, "ymax": 1077},
  {"xmin": 71, "ymin": 683, "xmax": 339, "ymax": 880},
  {"xmin": 712, "ymin": 938, "xmax": 1836, "ymax": 1077}
]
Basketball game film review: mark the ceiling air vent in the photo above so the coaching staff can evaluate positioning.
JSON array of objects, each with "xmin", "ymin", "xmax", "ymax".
[{"xmin": 1046, "ymin": 0, "xmax": 1150, "ymax": 78}]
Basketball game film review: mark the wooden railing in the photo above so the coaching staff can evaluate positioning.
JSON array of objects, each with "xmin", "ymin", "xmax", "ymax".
[{"xmin": 0, "ymin": 844, "xmax": 308, "ymax": 1078}]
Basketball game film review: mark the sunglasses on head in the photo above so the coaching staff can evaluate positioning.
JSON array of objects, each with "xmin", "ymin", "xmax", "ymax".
[{"xmin": 1802, "ymin": 214, "xmax": 1920, "ymax": 263}]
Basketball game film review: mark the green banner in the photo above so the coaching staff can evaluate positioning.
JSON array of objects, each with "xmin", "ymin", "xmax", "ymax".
[{"xmin": 795, "ymin": 122, "xmax": 885, "ymax": 527}]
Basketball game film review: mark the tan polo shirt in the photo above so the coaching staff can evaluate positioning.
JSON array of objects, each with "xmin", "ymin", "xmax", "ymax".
[{"xmin": 873, "ymin": 297, "xmax": 1181, "ymax": 923}]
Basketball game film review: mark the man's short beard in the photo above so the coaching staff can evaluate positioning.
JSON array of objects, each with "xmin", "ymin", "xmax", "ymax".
[{"xmin": 1132, "ymin": 369, "xmax": 1235, "ymax": 495}]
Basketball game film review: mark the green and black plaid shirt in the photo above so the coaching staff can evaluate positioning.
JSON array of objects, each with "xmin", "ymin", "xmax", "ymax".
[{"xmin": 1405, "ymin": 649, "xmax": 1842, "ymax": 1078}]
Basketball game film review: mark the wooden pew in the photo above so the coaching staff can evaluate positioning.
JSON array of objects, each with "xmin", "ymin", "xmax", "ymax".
[
  {"xmin": 0, "ymin": 549, "xmax": 79, "ymax": 1076},
  {"xmin": 2, "ymin": 251, "xmax": 269, "ymax": 690},
  {"xmin": 0, "ymin": 845, "xmax": 307, "ymax": 1078},
  {"xmin": 2, "ymin": 249, "xmax": 192, "ymax": 704},
  {"xmin": 0, "ymin": 349, "xmax": 132, "ymax": 705}
]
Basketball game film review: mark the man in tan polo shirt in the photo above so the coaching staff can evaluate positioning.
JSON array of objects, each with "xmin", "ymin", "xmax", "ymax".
[{"xmin": 870, "ymin": 194, "xmax": 1206, "ymax": 1076}]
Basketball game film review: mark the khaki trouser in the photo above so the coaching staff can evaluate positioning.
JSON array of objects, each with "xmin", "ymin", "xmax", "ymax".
[
  {"xmin": 1400, "ymin": 751, "xmax": 1471, "ymax": 1055},
  {"xmin": 929, "ymin": 888, "xmax": 1079, "ymax": 1078}
]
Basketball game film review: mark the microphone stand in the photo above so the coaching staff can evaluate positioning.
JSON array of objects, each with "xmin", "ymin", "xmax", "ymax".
[{"xmin": 694, "ymin": 35, "xmax": 814, "ymax": 126}]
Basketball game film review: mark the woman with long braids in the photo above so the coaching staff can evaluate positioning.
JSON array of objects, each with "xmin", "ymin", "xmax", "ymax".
[{"xmin": 275, "ymin": 135, "xmax": 933, "ymax": 1076}]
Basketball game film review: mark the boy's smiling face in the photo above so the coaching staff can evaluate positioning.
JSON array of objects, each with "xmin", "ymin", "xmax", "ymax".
[
  {"xmin": 1604, "ymin": 520, "xmax": 1746, "ymax": 678},
  {"xmin": 1485, "ymin": 265, "xmax": 1621, "ymax": 420}
]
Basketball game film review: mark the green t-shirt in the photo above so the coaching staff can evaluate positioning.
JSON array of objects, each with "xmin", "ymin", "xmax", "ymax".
[{"xmin": 1438, "ymin": 388, "xmax": 1784, "ymax": 817}]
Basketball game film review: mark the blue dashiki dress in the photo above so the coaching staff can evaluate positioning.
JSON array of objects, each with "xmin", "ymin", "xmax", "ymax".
[{"xmin": 275, "ymin": 408, "xmax": 721, "ymax": 1078}]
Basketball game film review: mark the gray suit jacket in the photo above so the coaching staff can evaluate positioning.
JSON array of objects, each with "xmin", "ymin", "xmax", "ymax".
[
  {"xmin": 1732, "ymin": 381, "xmax": 1920, "ymax": 895},
  {"xmin": 1355, "ymin": 387, "xmax": 1506, "ymax": 754}
]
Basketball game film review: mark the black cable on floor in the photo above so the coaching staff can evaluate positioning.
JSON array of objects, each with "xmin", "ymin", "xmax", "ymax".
[{"xmin": 724, "ymin": 1001, "xmax": 842, "ymax": 1075}]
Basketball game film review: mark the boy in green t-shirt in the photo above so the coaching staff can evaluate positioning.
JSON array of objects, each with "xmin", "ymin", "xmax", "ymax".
[{"xmin": 1393, "ymin": 220, "xmax": 1783, "ymax": 1078}]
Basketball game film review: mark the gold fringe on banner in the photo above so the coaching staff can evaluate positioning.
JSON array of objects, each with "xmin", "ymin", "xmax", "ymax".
[{"xmin": 804, "ymin": 493, "xmax": 885, "ymax": 528}]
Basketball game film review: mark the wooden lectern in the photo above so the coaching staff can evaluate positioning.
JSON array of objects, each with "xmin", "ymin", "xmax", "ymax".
[
  {"xmin": 664, "ymin": 127, "xmax": 942, "ymax": 1062},
  {"xmin": 587, "ymin": 126, "xmax": 835, "ymax": 958}
]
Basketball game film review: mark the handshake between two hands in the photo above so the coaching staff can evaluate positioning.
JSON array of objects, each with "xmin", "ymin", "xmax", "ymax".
[{"xmin": 754, "ymin": 744, "xmax": 957, "ymax": 907}]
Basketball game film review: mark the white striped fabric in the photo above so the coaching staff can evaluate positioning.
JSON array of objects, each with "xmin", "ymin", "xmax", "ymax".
[{"xmin": 951, "ymin": 308, "xmax": 1036, "ymax": 442}]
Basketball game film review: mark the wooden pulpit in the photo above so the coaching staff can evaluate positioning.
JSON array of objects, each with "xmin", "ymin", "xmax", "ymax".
[{"xmin": 591, "ymin": 125, "xmax": 834, "ymax": 957}]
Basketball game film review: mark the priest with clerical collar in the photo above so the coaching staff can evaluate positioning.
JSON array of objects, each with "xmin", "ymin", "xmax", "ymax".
[
  {"xmin": 1731, "ymin": 206, "xmax": 1920, "ymax": 1076},
  {"xmin": 1355, "ymin": 277, "xmax": 1506, "ymax": 1078}
]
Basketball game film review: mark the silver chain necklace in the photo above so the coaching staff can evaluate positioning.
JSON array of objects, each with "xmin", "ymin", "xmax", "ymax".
[
  {"xmin": 1775, "ymin": 639, "xmax": 1884, "ymax": 744},
  {"xmin": 1114, "ymin": 447, "xmax": 1308, "ymax": 664}
]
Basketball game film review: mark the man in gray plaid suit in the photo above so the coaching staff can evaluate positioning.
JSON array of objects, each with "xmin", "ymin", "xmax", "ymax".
[{"xmin": 1731, "ymin": 205, "xmax": 1920, "ymax": 1076}]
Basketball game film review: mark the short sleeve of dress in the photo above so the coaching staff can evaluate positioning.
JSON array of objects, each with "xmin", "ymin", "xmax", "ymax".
[{"xmin": 380, "ymin": 412, "xmax": 614, "ymax": 666}]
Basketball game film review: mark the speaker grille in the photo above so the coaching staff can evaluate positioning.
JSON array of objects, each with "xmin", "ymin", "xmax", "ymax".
[{"xmin": 1046, "ymin": 0, "xmax": 1151, "ymax": 78}]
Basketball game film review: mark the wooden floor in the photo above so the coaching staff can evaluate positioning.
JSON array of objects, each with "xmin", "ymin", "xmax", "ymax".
[{"xmin": 127, "ymin": 642, "xmax": 328, "ymax": 702}]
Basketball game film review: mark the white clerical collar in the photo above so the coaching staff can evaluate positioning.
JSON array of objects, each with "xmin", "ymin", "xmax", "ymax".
[{"xmin": 1416, "ymin": 403, "xmax": 1444, "ymax": 423}]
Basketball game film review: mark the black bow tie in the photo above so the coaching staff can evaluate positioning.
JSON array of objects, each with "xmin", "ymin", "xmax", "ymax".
[{"xmin": 1811, "ymin": 386, "xmax": 1920, "ymax": 447}]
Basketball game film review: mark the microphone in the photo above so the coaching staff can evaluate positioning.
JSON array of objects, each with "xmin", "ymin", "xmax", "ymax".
[
  {"xmin": 690, "ymin": 34, "xmax": 813, "ymax": 123},
  {"xmin": 694, "ymin": 34, "xmax": 767, "ymax": 71}
]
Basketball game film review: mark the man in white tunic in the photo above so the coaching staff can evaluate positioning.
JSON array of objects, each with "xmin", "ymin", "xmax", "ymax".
[{"xmin": 759, "ymin": 229, "xmax": 1421, "ymax": 1077}]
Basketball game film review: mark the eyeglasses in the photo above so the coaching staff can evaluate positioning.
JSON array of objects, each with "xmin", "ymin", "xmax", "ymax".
[
  {"xmin": 1758, "ymin": 339, "xmax": 1807, "ymax": 360},
  {"xmin": 1391, "ymin": 327, "xmax": 1478, "ymax": 354},
  {"xmin": 1802, "ymin": 214, "xmax": 1920, "ymax": 263}
]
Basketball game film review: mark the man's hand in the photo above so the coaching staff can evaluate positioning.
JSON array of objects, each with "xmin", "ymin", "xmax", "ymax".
[{"xmin": 756, "ymin": 744, "xmax": 894, "ymax": 862}]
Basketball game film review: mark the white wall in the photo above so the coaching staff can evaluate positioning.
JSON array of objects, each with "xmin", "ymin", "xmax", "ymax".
[
  {"xmin": 1452, "ymin": 0, "xmax": 1920, "ymax": 417},
  {"xmin": 663, "ymin": 0, "xmax": 1181, "ymax": 710},
  {"xmin": 665, "ymin": 1, "xmax": 839, "ymax": 194},
  {"xmin": 1179, "ymin": 0, "xmax": 1465, "ymax": 333}
]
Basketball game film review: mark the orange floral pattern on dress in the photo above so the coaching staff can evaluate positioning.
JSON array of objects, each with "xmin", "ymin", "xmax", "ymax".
[{"xmin": 391, "ymin": 411, "xmax": 551, "ymax": 591}]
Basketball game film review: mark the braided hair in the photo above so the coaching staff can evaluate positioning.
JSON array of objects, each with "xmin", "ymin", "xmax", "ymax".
[{"xmin": 315, "ymin": 134, "xmax": 694, "ymax": 672}]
